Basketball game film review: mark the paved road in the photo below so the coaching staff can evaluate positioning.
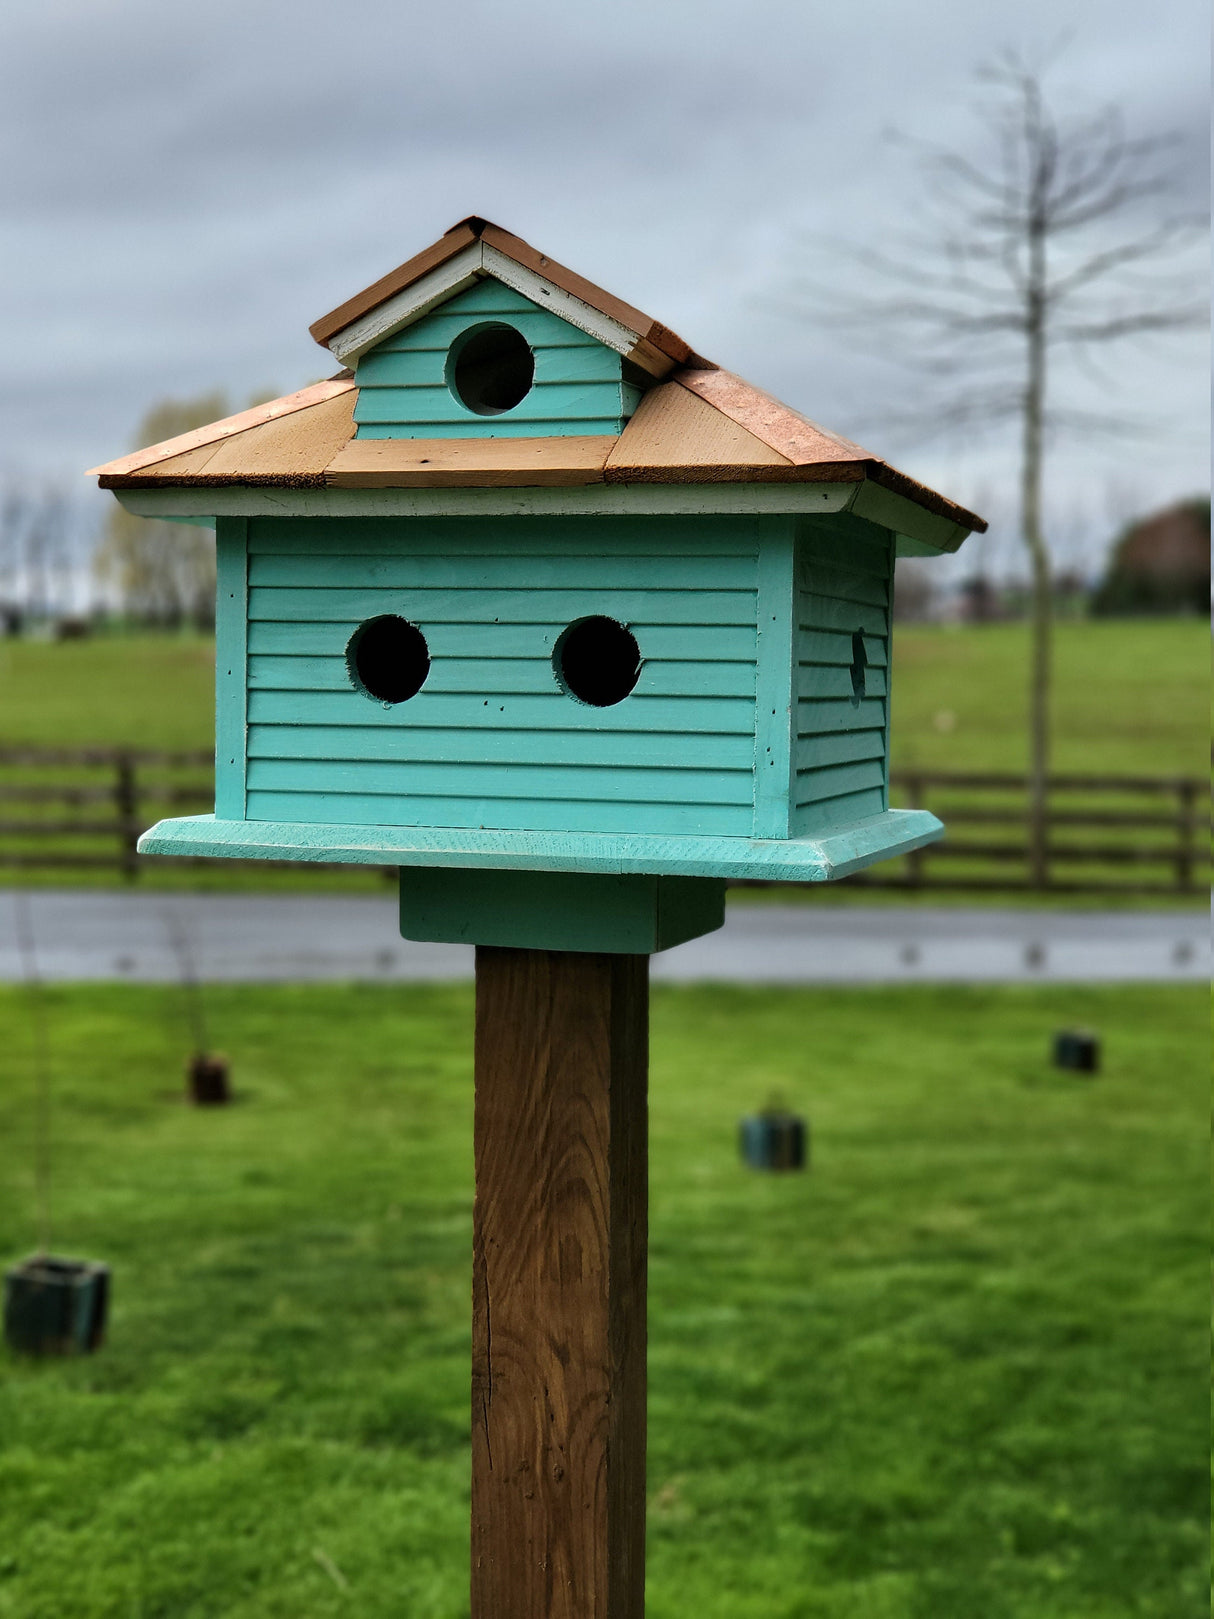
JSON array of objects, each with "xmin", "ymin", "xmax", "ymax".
[{"xmin": 1, "ymin": 889, "xmax": 1206, "ymax": 984}]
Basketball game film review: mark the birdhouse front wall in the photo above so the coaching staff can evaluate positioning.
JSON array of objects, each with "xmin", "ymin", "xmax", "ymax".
[
  {"xmin": 214, "ymin": 510, "xmax": 894, "ymax": 844},
  {"xmin": 352, "ymin": 279, "xmax": 642, "ymax": 439}
]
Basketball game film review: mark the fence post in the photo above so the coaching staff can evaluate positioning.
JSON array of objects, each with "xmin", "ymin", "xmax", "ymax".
[
  {"xmin": 905, "ymin": 771, "xmax": 925, "ymax": 888},
  {"xmin": 1175, "ymin": 779, "xmax": 1197, "ymax": 894},
  {"xmin": 114, "ymin": 751, "xmax": 140, "ymax": 881}
]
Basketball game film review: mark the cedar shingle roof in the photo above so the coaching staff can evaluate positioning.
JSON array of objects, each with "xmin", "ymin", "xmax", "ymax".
[{"xmin": 89, "ymin": 220, "xmax": 987, "ymax": 534}]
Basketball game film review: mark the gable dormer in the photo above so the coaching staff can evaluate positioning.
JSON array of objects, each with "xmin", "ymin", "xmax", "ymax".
[{"xmin": 351, "ymin": 278, "xmax": 645, "ymax": 439}]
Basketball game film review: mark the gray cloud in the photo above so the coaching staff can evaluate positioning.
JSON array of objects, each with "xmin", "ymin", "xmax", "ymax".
[{"xmin": 2, "ymin": 0, "xmax": 1207, "ymax": 572}]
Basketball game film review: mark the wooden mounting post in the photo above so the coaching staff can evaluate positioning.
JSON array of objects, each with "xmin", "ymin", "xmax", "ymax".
[{"xmin": 472, "ymin": 947, "xmax": 648, "ymax": 1619}]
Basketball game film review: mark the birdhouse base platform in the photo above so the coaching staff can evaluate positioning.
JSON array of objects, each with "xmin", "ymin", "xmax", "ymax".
[
  {"xmin": 138, "ymin": 807, "xmax": 943, "ymax": 883},
  {"xmin": 401, "ymin": 868, "xmax": 725, "ymax": 953}
]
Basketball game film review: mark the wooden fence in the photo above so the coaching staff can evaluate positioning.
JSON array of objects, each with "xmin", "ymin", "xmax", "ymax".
[
  {"xmin": 0, "ymin": 747, "xmax": 215, "ymax": 878},
  {"xmin": 0, "ymin": 748, "xmax": 1207, "ymax": 896},
  {"xmin": 853, "ymin": 769, "xmax": 1211, "ymax": 897}
]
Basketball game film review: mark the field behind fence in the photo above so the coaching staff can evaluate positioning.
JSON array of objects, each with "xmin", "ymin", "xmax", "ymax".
[{"xmin": 0, "ymin": 745, "xmax": 1206, "ymax": 898}]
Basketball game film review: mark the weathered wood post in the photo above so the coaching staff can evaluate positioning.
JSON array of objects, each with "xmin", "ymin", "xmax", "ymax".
[
  {"xmin": 94, "ymin": 213, "xmax": 982, "ymax": 1611},
  {"xmin": 473, "ymin": 948, "xmax": 647, "ymax": 1617}
]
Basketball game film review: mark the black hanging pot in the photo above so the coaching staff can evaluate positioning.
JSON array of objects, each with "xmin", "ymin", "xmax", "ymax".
[
  {"xmin": 740, "ymin": 1110, "xmax": 808, "ymax": 1172},
  {"xmin": 1053, "ymin": 1029, "xmax": 1101, "ymax": 1074},
  {"xmin": 3, "ymin": 1256, "xmax": 110, "ymax": 1356}
]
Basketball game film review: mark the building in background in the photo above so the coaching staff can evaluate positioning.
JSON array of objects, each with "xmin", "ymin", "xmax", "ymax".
[{"xmin": 1091, "ymin": 499, "xmax": 1210, "ymax": 617}]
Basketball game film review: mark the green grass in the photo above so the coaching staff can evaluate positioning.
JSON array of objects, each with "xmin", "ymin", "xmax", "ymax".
[
  {"xmin": 0, "ymin": 982, "xmax": 1205, "ymax": 1617},
  {"xmin": 889, "ymin": 619, "xmax": 1209, "ymax": 778},
  {"xmin": 0, "ymin": 633, "xmax": 217, "ymax": 752}
]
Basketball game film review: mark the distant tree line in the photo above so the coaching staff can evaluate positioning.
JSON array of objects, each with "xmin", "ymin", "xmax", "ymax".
[{"xmin": 93, "ymin": 393, "xmax": 229, "ymax": 631}]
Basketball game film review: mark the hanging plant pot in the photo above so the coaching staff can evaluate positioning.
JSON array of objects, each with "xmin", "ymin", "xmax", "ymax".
[
  {"xmin": 3, "ymin": 1256, "xmax": 110, "ymax": 1356},
  {"xmin": 1053, "ymin": 1029, "xmax": 1100, "ymax": 1074},
  {"xmin": 740, "ymin": 1110, "xmax": 808, "ymax": 1172},
  {"xmin": 188, "ymin": 1052, "xmax": 231, "ymax": 1106}
]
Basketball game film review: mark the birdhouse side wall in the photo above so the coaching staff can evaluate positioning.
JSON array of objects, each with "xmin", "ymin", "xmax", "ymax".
[
  {"xmin": 352, "ymin": 279, "xmax": 641, "ymax": 439},
  {"xmin": 792, "ymin": 515, "xmax": 893, "ymax": 836},
  {"xmin": 215, "ymin": 514, "xmax": 765, "ymax": 838}
]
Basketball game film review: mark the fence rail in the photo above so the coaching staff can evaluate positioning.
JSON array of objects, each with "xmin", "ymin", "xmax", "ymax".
[
  {"xmin": 0, "ymin": 748, "xmax": 1207, "ymax": 895},
  {"xmin": 852, "ymin": 769, "xmax": 1210, "ymax": 897}
]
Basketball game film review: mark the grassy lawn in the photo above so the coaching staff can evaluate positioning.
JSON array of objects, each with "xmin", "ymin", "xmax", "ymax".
[
  {"xmin": 889, "ymin": 618, "xmax": 1209, "ymax": 778},
  {"xmin": 0, "ymin": 981, "xmax": 1205, "ymax": 1617}
]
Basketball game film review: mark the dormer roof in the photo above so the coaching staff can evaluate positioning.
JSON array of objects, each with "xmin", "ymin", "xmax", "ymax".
[{"xmin": 308, "ymin": 215, "xmax": 702, "ymax": 376}]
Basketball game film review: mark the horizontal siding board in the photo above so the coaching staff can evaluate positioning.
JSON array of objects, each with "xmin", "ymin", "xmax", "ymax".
[
  {"xmin": 247, "ymin": 653, "xmax": 756, "ymax": 699},
  {"xmin": 245, "ymin": 790, "xmax": 749, "ymax": 837},
  {"xmin": 376, "ymin": 320, "xmax": 602, "ymax": 352},
  {"xmin": 797, "ymin": 595, "xmax": 890, "ymax": 635},
  {"xmin": 353, "ymin": 380, "xmax": 627, "ymax": 425},
  {"xmin": 247, "ymin": 517, "xmax": 759, "ymax": 557},
  {"xmin": 248, "ymin": 586, "xmax": 757, "ymax": 626},
  {"xmin": 247, "ymin": 619, "xmax": 760, "ymax": 662},
  {"xmin": 248, "ymin": 690, "xmax": 754, "ymax": 734},
  {"xmin": 247, "ymin": 728, "xmax": 757, "ymax": 770},
  {"xmin": 796, "ymin": 665, "xmax": 887, "ymax": 702},
  {"xmin": 799, "ymin": 564, "xmax": 889, "ymax": 608},
  {"xmin": 798, "ymin": 528, "xmax": 891, "ymax": 575},
  {"xmin": 796, "ymin": 696, "xmax": 888, "ymax": 735},
  {"xmin": 248, "ymin": 552, "xmax": 758, "ymax": 591},
  {"xmin": 797, "ymin": 630, "xmax": 888, "ymax": 668},
  {"xmin": 795, "ymin": 785, "xmax": 886, "ymax": 830},
  {"xmin": 794, "ymin": 729, "xmax": 886, "ymax": 768},
  {"xmin": 357, "ymin": 344, "xmax": 623, "ymax": 386},
  {"xmin": 246, "ymin": 757, "xmax": 751, "ymax": 805},
  {"xmin": 352, "ymin": 419, "xmax": 626, "ymax": 440},
  {"xmin": 795, "ymin": 758, "xmax": 886, "ymax": 804}
]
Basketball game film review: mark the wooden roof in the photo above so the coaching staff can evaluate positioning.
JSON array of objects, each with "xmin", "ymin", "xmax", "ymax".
[
  {"xmin": 93, "ymin": 369, "xmax": 985, "ymax": 531},
  {"xmin": 307, "ymin": 216, "xmax": 700, "ymax": 375},
  {"xmin": 89, "ymin": 222, "xmax": 986, "ymax": 533}
]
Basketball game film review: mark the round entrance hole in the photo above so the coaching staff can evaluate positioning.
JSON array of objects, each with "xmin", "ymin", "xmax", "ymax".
[
  {"xmin": 554, "ymin": 616, "xmax": 641, "ymax": 708},
  {"xmin": 447, "ymin": 323, "xmax": 535, "ymax": 416},
  {"xmin": 347, "ymin": 615, "xmax": 430, "ymax": 704}
]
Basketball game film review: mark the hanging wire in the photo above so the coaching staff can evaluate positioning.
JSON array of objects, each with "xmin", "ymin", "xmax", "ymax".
[
  {"xmin": 14, "ymin": 891, "xmax": 51, "ymax": 1256},
  {"xmin": 163, "ymin": 904, "xmax": 209, "ymax": 1054}
]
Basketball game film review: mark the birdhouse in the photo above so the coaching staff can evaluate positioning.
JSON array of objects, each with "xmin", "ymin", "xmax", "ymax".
[
  {"xmin": 90, "ymin": 217, "xmax": 988, "ymax": 1617},
  {"xmin": 92, "ymin": 216, "xmax": 984, "ymax": 951}
]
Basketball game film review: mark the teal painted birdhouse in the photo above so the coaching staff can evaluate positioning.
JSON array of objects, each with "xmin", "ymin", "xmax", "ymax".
[{"xmin": 93, "ymin": 216, "xmax": 984, "ymax": 951}]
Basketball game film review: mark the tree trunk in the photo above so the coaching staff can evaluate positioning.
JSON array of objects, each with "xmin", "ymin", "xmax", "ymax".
[{"xmin": 1022, "ymin": 221, "xmax": 1051, "ymax": 890}]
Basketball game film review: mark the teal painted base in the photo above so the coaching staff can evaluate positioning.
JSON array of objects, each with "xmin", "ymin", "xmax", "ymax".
[
  {"xmin": 137, "ymin": 808, "xmax": 943, "ymax": 882},
  {"xmin": 400, "ymin": 868, "xmax": 725, "ymax": 954}
]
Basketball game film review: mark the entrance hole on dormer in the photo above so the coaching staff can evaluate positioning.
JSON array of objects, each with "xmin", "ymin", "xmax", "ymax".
[
  {"xmin": 554, "ymin": 616, "xmax": 641, "ymax": 708},
  {"xmin": 347, "ymin": 615, "xmax": 430, "ymax": 704},
  {"xmin": 446, "ymin": 322, "xmax": 535, "ymax": 416},
  {"xmin": 850, "ymin": 631, "xmax": 868, "ymax": 706}
]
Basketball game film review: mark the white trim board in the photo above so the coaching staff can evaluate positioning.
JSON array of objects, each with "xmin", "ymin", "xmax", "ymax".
[
  {"xmin": 327, "ymin": 241, "xmax": 643, "ymax": 367},
  {"xmin": 113, "ymin": 481, "xmax": 970, "ymax": 552},
  {"xmin": 116, "ymin": 482, "xmax": 858, "ymax": 522}
]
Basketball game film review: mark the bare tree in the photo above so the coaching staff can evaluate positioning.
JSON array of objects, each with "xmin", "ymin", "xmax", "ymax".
[{"xmin": 783, "ymin": 55, "xmax": 1206, "ymax": 883}]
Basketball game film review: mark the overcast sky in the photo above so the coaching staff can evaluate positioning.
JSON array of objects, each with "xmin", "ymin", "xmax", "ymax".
[{"xmin": 3, "ymin": 0, "xmax": 1208, "ymax": 578}]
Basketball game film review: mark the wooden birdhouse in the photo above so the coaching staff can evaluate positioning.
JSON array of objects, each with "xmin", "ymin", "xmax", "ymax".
[
  {"xmin": 90, "ymin": 216, "xmax": 986, "ymax": 1619},
  {"xmin": 92, "ymin": 216, "xmax": 983, "ymax": 949}
]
